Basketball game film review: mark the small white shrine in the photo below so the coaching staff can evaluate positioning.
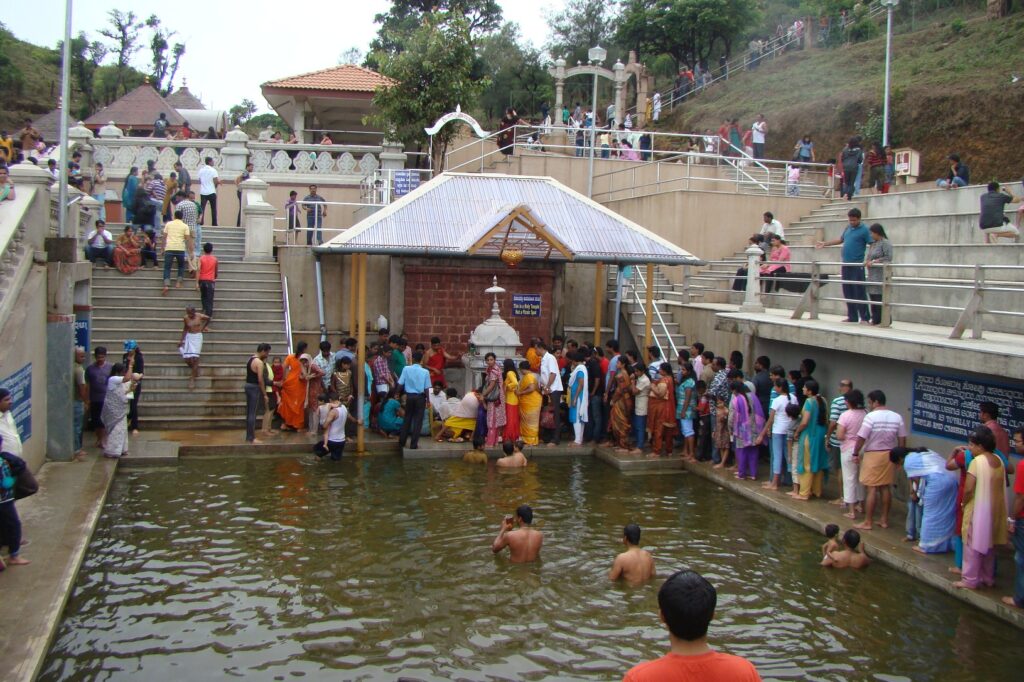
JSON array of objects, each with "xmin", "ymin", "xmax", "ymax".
[{"xmin": 461, "ymin": 277, "xmax": 524, "ymax": 396}]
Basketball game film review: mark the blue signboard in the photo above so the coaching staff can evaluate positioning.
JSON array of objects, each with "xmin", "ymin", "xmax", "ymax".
[
  {"xmin": 911, "ymin": 370, "xmax": 1024, "ymax": 442},
  {"xmin": 511, "ymin": 293, "xmax": 542, "ymax": 317},
  {"xmin": 393, "ymin": 170, "xmax": 421, "ymax": 197},
  {"xmin": 0, "ymin": 363, "xmax": 32, "ymax": 443},
  {"xmin": 75, "ymin": 317, "xmax": 90, "ymax": 351}
]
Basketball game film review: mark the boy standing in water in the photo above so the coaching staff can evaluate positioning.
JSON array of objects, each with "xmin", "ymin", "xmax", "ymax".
[
  {"xmin": 610, "ymin": 523, "xmax": 656, "ymax": 584},
  {"xmin": 822, "ymin": 529, "xmax": 871, "ymax": 569}
]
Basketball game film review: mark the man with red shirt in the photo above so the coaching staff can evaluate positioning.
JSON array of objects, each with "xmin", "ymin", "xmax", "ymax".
[
  {"xmin": 623, "ymin": 569, "xmax": 760, "ymax": 682},
  {"xmin": 1003, "ymin": 428, "xmax": 1024, "ymax": 609},
  {"xmin": 979, "ymin": 401, "xmax": 1010, "ymax": 456},
  {"xmin": 197, "ymin": 242, "xmax": 218, "ymax": 319}
]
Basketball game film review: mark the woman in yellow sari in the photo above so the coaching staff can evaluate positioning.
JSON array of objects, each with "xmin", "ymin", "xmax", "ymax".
[
  {"xmin": 503, "ymin": 359, "xmax": 520, "ymax": 443},
  {"xmin": 516, "ymin": 360, "xmax": 542, "ymax": 445},
  {"xmin": 112, "ymin": 225, "xmax": 142, "ymax": 275}
]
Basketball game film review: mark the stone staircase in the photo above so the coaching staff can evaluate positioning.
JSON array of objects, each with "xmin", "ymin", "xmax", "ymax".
[
  {"xmin": 693, "ymin": 187, "xmax": 1024, "ymax": 333},
  {"xmin": 606, "ymin": 265, "xmax": 688, "ymax": 361},
  {"xmin": 90, "ymin": 225, "xmax": 289, "ymax": 430}
]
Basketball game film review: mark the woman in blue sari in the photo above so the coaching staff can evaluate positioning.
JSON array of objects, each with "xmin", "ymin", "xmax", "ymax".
[
  {"xmin": 899, "ymin": 448, "xmax": 959, "ymax": 555},
  {"xmin": 121, "ymin": 166, "xmax": 139, "ymax": 223},
  {"xmin": 791, "ymin": 379, "xmax": 828, "ymax": 501}
]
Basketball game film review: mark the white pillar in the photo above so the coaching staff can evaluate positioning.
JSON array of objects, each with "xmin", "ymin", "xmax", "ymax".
[
  {"xmin": 739, "ymin": 245, "xmax": 765, "ymax": 313},
  {"xmin": 240, "ymin": 177, "xmax": 275, "ymax": 261},
  {"xmin": 221, "ymin": 126, "xmax": 250, "ymax": 173}
]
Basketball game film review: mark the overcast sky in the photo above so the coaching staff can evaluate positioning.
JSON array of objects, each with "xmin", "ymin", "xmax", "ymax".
[{"xmin": 4, "ymin": 0, "xmax": 558, "ymax": 113}]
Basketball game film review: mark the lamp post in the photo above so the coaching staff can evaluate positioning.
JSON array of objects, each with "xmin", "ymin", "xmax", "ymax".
[
  {"xmin": 57, "ymin": 0, "xmax": 73, "ymax": 238},
  {"xmin": 880, "ymin": 0, "xmax": 899, "ymax": 147},
  {"xmin": 586, "ymin": 44, "xmax": 606, "ymax": 199}
]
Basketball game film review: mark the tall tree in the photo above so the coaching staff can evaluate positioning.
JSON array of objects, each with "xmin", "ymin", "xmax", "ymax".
[
  {"xmin": 60, "ymin": 32, "xmax": 108, "ymax": 117},
  {"xmin": 477, "ymin": 23, "xmax": 553, "ymax": 121},
  {"xmin": 229, "ymin": 98, "xmax": 258, "ymax": 127},
  {"xmin": 98, "ymin": 9, "xmax": 143, "ymax": 98},
  {"xmin": 545, "ymin": 0, "xmax": 619, "ymax": 65},
  {"xmin": 367, "ymin": 0, "xmax": 502, "ymax": 66},
  {"xmin": 370, "ymin": 12, "xmax": 490, "ymax": 170},
  {"xmin": 145, "ymin": 15, "xmax": 185, "ymax": 96},
  {"xmin": 338, "ymin": 46, "xmax": 365, "ymax": 65}
]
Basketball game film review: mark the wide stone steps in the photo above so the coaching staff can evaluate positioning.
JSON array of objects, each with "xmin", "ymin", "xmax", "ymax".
[
  {"xmin": 92, "ymin": 307, "xmax": 285, "ymax": 322},
  {"xmin": 139, "ymin": 400, "xmax": 250, "ymax": 417}
]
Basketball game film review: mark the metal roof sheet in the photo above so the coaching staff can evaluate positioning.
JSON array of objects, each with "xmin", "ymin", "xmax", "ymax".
[{"xmin": 314, "ymin": 173, "xmax": 704, "ymax": 265}]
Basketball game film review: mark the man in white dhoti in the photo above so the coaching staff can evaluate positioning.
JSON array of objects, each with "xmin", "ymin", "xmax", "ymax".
[{"xmin": 180, "ymin": 305, "xmax": 210, "ymax": 389}]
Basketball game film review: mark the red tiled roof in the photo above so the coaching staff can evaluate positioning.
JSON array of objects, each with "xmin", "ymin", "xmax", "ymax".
[
  {"xmin": 262, "ymin": 64, "xmax": 393, "ymax": 93},
  {"xmin": 84, "ymin": 84, "xmax": 186, "ymax": 128}
]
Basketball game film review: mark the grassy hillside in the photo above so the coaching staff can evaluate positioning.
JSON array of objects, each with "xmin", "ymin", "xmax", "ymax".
[
  {"xmin": 0, "ymin": 24, "xmax": 67, "ymax": 132},
  {"xmin": 658, "ymin": 12, "xmax": 1024, "ymax": 182}
]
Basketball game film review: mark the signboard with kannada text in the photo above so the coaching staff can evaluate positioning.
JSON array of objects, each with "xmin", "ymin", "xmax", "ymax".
[
  {"xmin": 911, "ymin": 370, "xmax": 1023, "ymax": 442},
  {"xmin": 511, "ymin": 294, "xmax": 542, "ymax": 317},
  {"xmin": 0, "ymin": 363, "xmax": 32, "ymax": 443},
  {"xmin": 393, "ymin": 170, "xmax": 421, "ymax": 198}
]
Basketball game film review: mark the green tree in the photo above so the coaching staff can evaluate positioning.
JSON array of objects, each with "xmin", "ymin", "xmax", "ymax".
[
  {"xmin": 98, "ymin": 9, "xmax": 143, "ymax": 98},
  {"xmin": 243, "ymin": 113, "xmax": 291, "ymax": 138},
  {"xmin": 0, "ymin": 24, "xmax": 26, "ymax": 97},
  {"xmin": 145, "ymin": 15, "xmax": 185, "ymax": 96},
  {"xmin": 229, "ymin": 98, "xmax": 257, "ymax": 127},
  {"xmin": 370, "ymin": 12, "xmax": 489, "ymax": 170},
  {"xmin": 545, "ymin": 0, "xmax": 620, "ymax": 65},
  {"xmin": 367, "ymin": 0, "xmax": 502, "ymax": 66},
  {"xmin": 58, "ymin": 32, "xmax": 107, "ymax": 117},
  {"xmin": 476, "ymin": 23, "xmax": 553, "ymax": 122}
]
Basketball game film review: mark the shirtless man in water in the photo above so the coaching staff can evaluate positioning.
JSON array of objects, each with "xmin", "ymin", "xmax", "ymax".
[
  {"xmin": 180, "ymin": 305, "xmax": 210, "ymax": 389},
  {"xmin": 609, "ymin": 523, "xmax": 656, "ymax": 584},
  {"xmin": 822, "ymin": 529, "xmax": 871, "ymax": 569},
  {"xmin": 492, "ymin": 504, "xmax": 543, "ymax": 563},
  {"xmin": 496, "ymin": 440, "xmax": 528, "ymax": 468}
]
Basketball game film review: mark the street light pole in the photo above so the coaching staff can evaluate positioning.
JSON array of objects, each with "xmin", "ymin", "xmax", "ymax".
[
  {"xmin": 586, "ymin": 44, "xmax": 606, "ymax": 199},
  {"xmin": 57, "ymin": 0, "xmax": 73, "ymax": 239},
  {"xmin": 881, "ymin": 0, "xmax": 899, "ymax": 147}
]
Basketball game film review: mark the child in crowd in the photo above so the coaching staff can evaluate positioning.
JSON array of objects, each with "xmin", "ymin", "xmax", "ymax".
[
  {"xmin": 712, "ymin": 396, "xmax": 731, "ymax": 468},
  {"xmin": 823, "ymin": 529, "xmax": 871, "ymax": 569},
  {"xmin": 463, "ymin": 433, "xmax": 488, "ymax": 464},
  {"xmin": 821, "ymin": 523, "xmax": 842, "ymax": 559},
  {"xmin": 695, "ymin": 381, "xmax": 712, "ymax": 461},
  {"xmin": 271, "ymin": 357, "xmax": 284, "ymax": 404},
  {"xmin": 786, "ymin": 164, "xmax": 801, "ymax": 196},
  {"xmin": 785, "ymin": 402, "xmax": 802, "ymax": 495}
]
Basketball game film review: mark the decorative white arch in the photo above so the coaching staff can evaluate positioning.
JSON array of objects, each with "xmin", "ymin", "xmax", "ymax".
[{"xmin": 424, "ymin": 104, "xmax": 489, "ymax": 138}]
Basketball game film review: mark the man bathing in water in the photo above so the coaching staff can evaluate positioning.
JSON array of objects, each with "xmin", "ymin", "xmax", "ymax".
[
  {"xmin": 180, "ymin": 305, "xmax": 210, "ymax": 389},
  {"xmin": 492, "ymin": 504, "xmax": 543, "ymax": 563},
  {"xmin": 609, "ymin": 523, "xmax": 656, "ymax": 584},
  {"xmin": 821, "ymin": 529, "xmax": 871, "ymax": 569},
  {"xmin": 496, "ymin": 440, "xmax": 528, "ymax": 468}
]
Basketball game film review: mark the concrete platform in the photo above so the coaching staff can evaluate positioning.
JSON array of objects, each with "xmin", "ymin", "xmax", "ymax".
[
  {"xmin": 0, "ymin": 456, "xmax": 118, "ymax": 682},
  {"xmin": 680, "ymin": 458, "xmax": 1024, "ymax": 631}
]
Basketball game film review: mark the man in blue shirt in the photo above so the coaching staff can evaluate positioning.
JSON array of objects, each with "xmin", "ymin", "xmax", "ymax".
[
  {"xmin": 816, "ymin": 207, "xmax": 870, "ymax": 323},
  {"xmin": 397, "ymin": 350, "xmax": 431, "ymax": 449}
]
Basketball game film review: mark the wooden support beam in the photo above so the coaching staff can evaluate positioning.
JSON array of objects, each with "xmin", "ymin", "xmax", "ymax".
[
  {"xmin": 643, "ymin": 263, "xmax": 654, "ymax": 352},
  {"xmin": 348, "ymin": 254, "xmax": 357, "ymax": 335},
  {"xmin": 593, "ymin": 261, "xmax": 604, "ymax": 348},
  {"xmin": 355, "ymin": 253, "xmax": 367, "ymax": 455}
]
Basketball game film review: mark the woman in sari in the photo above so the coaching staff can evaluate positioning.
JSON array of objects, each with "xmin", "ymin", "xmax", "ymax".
[
  {"xmin": 567, "ymin": 352, "xmax": 588, "ymax": 446},
  {"xmin": 503, "ymin": 359, "xmax": 520, "ymax": 443},
  {"xmin": 112, "ymin": 226, "xmax": 143, "ymax": 275},
  {"xmin": 954, "ymin": 426, "xmax": 1008, "ymax": 590},
  {"xmin": 648, "ymin": 363, "xmax": 677, "ymax": 457},
  {"xmin": 482, "ymin": 353, "xmax": 506, "ymax": 446},
  {"xmin": 896, "ymin": 447, "xmax": 959, "ymax": 555},
  {"xmin": 305, "ymin": 353, "xmax": 326, "ymax": 434},
  {"xmin": 791, "ymin": 379, "xmax": 828, "ymax": 500},
  {"xmin": 101, "ymin": 361, "xmax": 142, "ymax": 459},
  {"xmin": 517, "ymin": 360, "xmax": 541, "ymax": 446},
  {"xmin": 609, "ymin": 364, "xmax": 635, "ymax": 452},
  {"xmin": 277, "ymin": 341, "xmax": 309, "ymax": 432},
  {"xmin": 729, "ymin": 381, "xmax": 763, "ymax": 479},
  {"xmin": 121, "ymin": 166, "xmax": 139, "ymax": 223}
]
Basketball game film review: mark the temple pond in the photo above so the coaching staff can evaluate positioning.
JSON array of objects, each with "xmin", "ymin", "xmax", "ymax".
[{"xmin": 41, "ymin": 456, "xmax": 1020, "ymax": 681}]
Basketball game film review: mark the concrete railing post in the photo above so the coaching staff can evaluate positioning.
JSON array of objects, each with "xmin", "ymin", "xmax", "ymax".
[
  {"xmin": 739, "ymin": 245, "xmax": 765, "ymax": 313},
  {"xmin": 221, "ymin": 126, "xmax": 250, "ymax": 173},
  {"xmin": 380, "ymin": 139, "xmax": 407, "ymax": 172},
  {"xmin": 240, "ymin": 177, "xmax": 275, "ymax": 261},
  {"xmin": 8, "ymin": 164, "xmax": 54, "ymax": 250},
  {"xmin": 880, "ymin": 263, "xmax": 893, "ymax": 327},
  {"xmin": 68, "ymin": 122, "xmax": 95, "ymax": 172}
]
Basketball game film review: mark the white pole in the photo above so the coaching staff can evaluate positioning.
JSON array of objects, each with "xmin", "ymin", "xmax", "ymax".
[
  {"xmin": 57, "ymin": 0, "xmax": 73, "ymax": 238},
  {"xmin": 587, "ymin": 70, "xmax": 598, "ymax": 198},
  {"xmin": 882, "ymin": 2, "xmax": 894, "ymax": 147}
]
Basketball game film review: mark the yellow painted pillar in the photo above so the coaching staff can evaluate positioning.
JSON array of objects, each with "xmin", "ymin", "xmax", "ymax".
[
  {"xmin": 348, "ymin": 255, "xmax": 357, "ymax": 335},
  {"xmin": 355, "ymin": 253, "xmax": 368, "ymax": 455},
  {"xmin": 593, "ymin": 261, "xmax": 604, "ymax": 348},
  {"xmin": 643, "ymin": 263, "xmax": 654, "ymax": 352}
]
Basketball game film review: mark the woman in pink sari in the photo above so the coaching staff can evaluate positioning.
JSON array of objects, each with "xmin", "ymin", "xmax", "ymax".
[{"xmin": 954, "ymin": 426, "xmax": 1008, "ymax": 590}]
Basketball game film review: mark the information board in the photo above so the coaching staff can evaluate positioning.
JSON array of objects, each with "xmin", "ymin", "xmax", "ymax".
[
  {"xmin": 911, "ymin": 370, "xmax": 1024, "ymax": 442},
  {"xmin": 393, "ymin": 170, "xmax": 421, "ymax": 198},
  {"xmin": 0, "ymin": 363, "xmax": 32, "ymax": 443},
  {"xmin": 511, "ymin": 293, "xmax": 542, "ymax": 317},
  {"xmin": 75, "ymin": 317, "xmax": 90, "ymax": 351}
]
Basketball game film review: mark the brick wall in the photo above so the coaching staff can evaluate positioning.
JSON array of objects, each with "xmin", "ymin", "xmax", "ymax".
[{"xmin": 403, "ymin": 265, "xmax": 556, "ymax": 354}]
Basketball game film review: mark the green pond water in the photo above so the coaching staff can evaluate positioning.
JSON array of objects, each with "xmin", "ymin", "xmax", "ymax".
[{"xmin": 41, "ymin": 456, "xmax": 1021, "ymax": 681}]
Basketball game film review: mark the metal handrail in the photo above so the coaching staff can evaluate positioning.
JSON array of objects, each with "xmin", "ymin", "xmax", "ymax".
[
  {"xmin": 281, "ymin": 274, "xmax": 294, "ymax": 351},
  {"xmin": 629, "ymin": 265, "xmax": 680, "ymax": 361}
]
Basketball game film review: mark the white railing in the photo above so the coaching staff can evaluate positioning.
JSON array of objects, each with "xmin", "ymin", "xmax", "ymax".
[
  {"xmin": 248, "ymin": 141, "xmax": 381, "ymax": 177},
  {"xmin": 281, "ymin": 274, "xmax": 294, "ymax": 351},
  {"xmin": 361, "ymin": 168, "xmax": 433, "ymax": 205},
  {"xmin": 685, "ymin": 259, "xmax": 1024, "ymax": 339},
  {"xmin": 628, "ymin": 265, "xmax": 681, "ymax": 361},
  {"xmin": 92, "ymin": 138, "xmax": 226, "ymax": 176}
]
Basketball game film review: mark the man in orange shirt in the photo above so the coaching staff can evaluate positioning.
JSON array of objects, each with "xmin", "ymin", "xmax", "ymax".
[
  {"xmin": 623, "ymin": 570, "xmax": 761, "ymax": 682},
  {"xmin": 197, "ymin": 242, "xmax": 218, "ymax": 319}
]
